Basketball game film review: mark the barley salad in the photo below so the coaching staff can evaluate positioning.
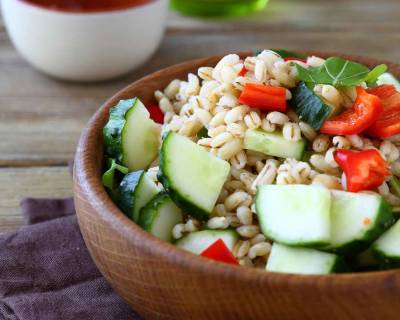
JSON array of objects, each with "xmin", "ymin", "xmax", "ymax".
[{"xmin": 102, "ymin": 50, "xmax": 400, "ymax": 275}]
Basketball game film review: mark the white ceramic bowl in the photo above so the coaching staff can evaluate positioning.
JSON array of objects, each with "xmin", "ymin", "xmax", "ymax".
[{"xmin": 1, "ymin": 0, "xmax": 167, "ymax": 81}]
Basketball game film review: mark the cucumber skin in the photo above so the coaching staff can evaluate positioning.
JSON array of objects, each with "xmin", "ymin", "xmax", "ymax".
[
  {"xmin": 158, "ymin": 132, "xmax": 210, "ymax": 221},
  {"xmin": 332, "ymin": 256, "xmax": 352, "ymax": 273},
  {"xmin": 347, "ymin": 249, "xmax": 380, "ymax": 272},
  {"xmin": 138, "ymin": 192, "xmax": 169, "ymax": 232},
  {"xmin": 291, "ymin": 82, "xmax": 332, "ymax": 130},
  {"xmin": 372, "ymin": 219, "xmax": 400, "ymax": 269},
  {"xmin": 103, "ymin": 99, "xmax": 137, "ymax": 164},
  {"xmin": 118, "ymin": 170, "xmax": 145, "ymax": 221},
  {"xmin": 325, "ymin": 198, "xmax": 395, "ymax": 255},
  {"xmin": 372, "ymin": 248, "xmax": 400, "ymax": 269}
]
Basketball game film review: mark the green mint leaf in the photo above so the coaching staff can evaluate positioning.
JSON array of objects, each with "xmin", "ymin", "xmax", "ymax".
[
  {"xmin": 295, "ymin": 57, "xmax": 370, "ymax": 87},
  {"xmin": 271, "ymin": 49, "xmax": 307, "ymax": 59},
  {"xmin": 197, "ymin": 126, "xmax": 209, "ymax": 139},
  {"xmin": 102, "ymin": 158, "xmax": 128, "ymax": 190},
  {"xmin": 295, "ymin": 64, "xmax": 318, "ymax": 85}
]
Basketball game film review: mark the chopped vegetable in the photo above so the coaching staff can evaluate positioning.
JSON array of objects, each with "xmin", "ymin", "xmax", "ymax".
[
  {"xmin": 389, "ymin": 176, "xmax": 400, "ymax": 197},
  {"xmin": 103, "ymin": 98, "xmax": 160, "ymax": 171},
  {"xmin": 238, "ymin": 66, "xmax": 248, "ymax": 76},
  {"xmin": 239, "ymin": 83, "xmax": 287, "ymax": 112},
  {"xmin": 118, "ymin": 170, "xmax": 160, "ymax": 222},
  {"xmin": 376, "ymin": 72, "xmax": 400, "ymax": 91},
  {"xmin": 139, "ymin": 192, "xmax": 184, "ymax": 243},
  {"xmin": 320, "ymin": 87, "xmax": 383, "ymax": 135},
  {"xmin": 334, "ymin": 149, "xmax": 390, "ymax": 192},
  {"xmin": 372, "ymin": 219, "xmax": 400, "ymax": 268},
  {"xmin": 176, "ymin": 230, "xmax": 239, "ymax": 255},
  {"xmin": 266, "ymin": 243, "xmax": 344, "ymax": 275},
  {"xmin": 368, "ymin": 84, "xmax": 397, "ymax": 98},
  {"xmin": 147, "ymin": 103, "xmax": 164, "ymax": 124},
  {"xmin": 102, "ymin": 158, "xmax": 129, "ymax": 190},
  {"xmin": 271, "ymin": 49, "xmax": 306, "ymax": 60},
  {"xmin": 256, "ymin": 185, "xmax": 332, "ymax": 247},
  {"xmin": 158, "ymin": 132, "xmax": 230, "ymax": 220},
  {"xmin": 325, "ymin": 190, "xmax": 394, "ymax": 254},
  {"xmin": 244, "ymin": 129, "xmax": 306, "ymax": 160},
  {"xmin": 200, "ymin": 239, "xmax": 239, "ymax": 265},
  {"xmin": 295, "ymin": 57, "xmax": 370, "ymax": 87},
  {"xmin": 291, "ymin": 81, "xmax": 338, "ymax": 130},
  {"xmin": 284, "ymin": 57, "xmax": 307, "ymax": 63},
  {"xmin": 365, "ymin": 85, "xmax": 400, "ymax": 138},
  {"xmin": 364, "ymin": 64, "xmax": 388, "ymax": 86}
]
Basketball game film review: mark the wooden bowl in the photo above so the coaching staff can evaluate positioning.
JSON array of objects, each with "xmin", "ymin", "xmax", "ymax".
[{"xmin": 74, "ymin": 52, "xmax": 400, "ymax": 320}]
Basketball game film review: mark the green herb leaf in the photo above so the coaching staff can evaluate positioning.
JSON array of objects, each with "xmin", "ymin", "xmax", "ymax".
[
  {"xmin": 295, "ymin": 57, "xmax": 370, "ymax": 87},
  {"xmin": 197, "ymin": 126, "xmax": 209, "ymax": 139},
  {"xmin": 295, "ymin": 64, "xmax": 318, "ymax": 84},
  {"xmin": 102, "ymin": 158, "xmax": 128, "ymax": 190},
  {"xmin": 365, "ymin": 64, "xmax": 388, "ymax": 86},
  {"xmin": 271, "ymin": 49, "xmax": 307, "ymax": 59}
]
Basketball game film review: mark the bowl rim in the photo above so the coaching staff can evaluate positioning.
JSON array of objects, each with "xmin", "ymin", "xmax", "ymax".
[
  {"xmin": 11, "ymin": 0, "xmax": 162, "ymax": 15},
  {"xmin": 74, "ymin": 51, "xmax": 400, "ymax": 287}
]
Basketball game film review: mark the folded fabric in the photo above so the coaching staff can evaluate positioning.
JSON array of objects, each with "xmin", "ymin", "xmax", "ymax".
[{"xmin": 0, "ymin": 198, "xmax": 140, "ymax": 320}]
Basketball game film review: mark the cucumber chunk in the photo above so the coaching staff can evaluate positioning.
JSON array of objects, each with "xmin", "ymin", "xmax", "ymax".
[
  {"xmin": 266, "ymin": 243, "xmax": 342, "ymax": 275},
  {"xmin": 139, "ymin": 192, "xmax": 183, "ymax": 243},
  {"xmin": 291, "ymin": 82, "xmax": 337, "ymax": 130},
  {"xmin": 159, "ymin": 132, "xmax": 230, "ymax": 220},
  {"xmin": 256, "ymin": 185, "xmax": 331, "ymax": 247},
  {"xmin": 326, "ymin": 191, "xmax": 394, "ymax": 254},
  {"xmin": 372, "ymin": 219, "xmax": 400, "ymax": 268},
  {"xmin": 244, "ymin": 129, "xmax": 306, "ymax": 160},
  {"xmin": 103, "ymin": 98, "xmax": 160, "ymax": 171},
  {"xmin": 376, "ymin": 72, "xmax": 400, "ymax": 91},
  {"xmin": 176, "ymin": 230, "xmax": 239, "ymax": 255},
  {"xmin": 118, "ymin": 171, "xmax": 160, "ymax": 222}
]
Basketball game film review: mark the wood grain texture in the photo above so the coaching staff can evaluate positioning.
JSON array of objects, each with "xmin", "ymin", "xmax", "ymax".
[
  {"xmin": 74, "ymin": 52, "xmax": 400, "ymax": 320},
  {"xmin": 0, "ymin": 167, "xmax": 72, "ymax": 233}
]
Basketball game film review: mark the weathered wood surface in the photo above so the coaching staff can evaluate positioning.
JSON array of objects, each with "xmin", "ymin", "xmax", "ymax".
[
  {"xmin": 0, "ymin": 0, "xmax": 399, "ymax": 232},
  {"xmin": 0, "ymin": 167, "xmax": 72, "ymax": 233}
]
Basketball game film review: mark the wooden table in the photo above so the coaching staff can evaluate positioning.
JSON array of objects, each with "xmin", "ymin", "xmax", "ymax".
[{"xmin": 1, "ymin": 0, "xmax": 399, "ymax": 233}]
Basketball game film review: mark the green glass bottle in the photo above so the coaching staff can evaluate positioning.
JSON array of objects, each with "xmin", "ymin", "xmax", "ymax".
[{"xmin": 170, "ymin": 0, "xmax": 269, "ymax": 17}]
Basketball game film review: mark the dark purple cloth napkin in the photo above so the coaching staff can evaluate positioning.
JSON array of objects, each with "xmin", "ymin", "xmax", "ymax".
[{"xmin": 0, "ymin": 198, "xmax": 140, "ymax": 320}]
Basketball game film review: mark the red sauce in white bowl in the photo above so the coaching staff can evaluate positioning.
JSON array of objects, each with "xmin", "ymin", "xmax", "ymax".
[{"xmin": 19, "ymin": 0, "xmax": 155, "ymax": 13}]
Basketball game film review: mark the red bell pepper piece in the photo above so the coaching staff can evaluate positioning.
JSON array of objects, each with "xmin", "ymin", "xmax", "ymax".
[
  {"xmin": 320, "ymin": 87, "xmax": 383, "ymax": 135},
  {"xmin": 147, "ymin": 104, "xmax": 164, "ymax": 124},
  {"xmin": 239, "ymin": 83, "xmax": 287, "ymax": 112},
  {"xmin": 200, "ymin": 239, "xmax": 239, "ymax": 265},
  {"xmin": 284, "ymin": 57, "xmax": 307, "ymax": 63},
  {"xmin": 366, "ymin": 85, "xmax": 400, "ymax": 138},
  {"xmin": 239, "ymin": 66, "xmax": 248, "ymax": 76},
  {"xmin": 334, "ymin": 149, "xmax": 390, "ymax": 193}
]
